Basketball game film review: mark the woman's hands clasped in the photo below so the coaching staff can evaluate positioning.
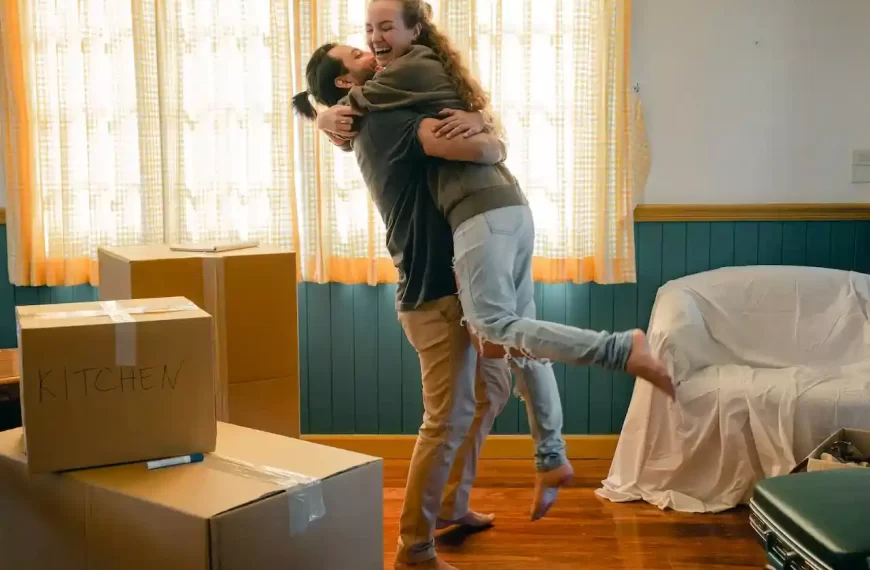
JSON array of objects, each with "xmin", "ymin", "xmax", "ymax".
[{"xmin": 430, "ymin": 109, "xmax": 486, "ymax": 139}]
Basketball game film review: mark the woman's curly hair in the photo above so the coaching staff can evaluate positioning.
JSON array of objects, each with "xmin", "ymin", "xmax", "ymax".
[{"xmin": 393, "ymin": 0, "xmax": 504, "ymax": 137}]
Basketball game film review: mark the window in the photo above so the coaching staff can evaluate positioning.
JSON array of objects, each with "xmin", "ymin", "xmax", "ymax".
[{"xmin": 2, "ymin": 0, "xmax": 637, "ymax": 286}]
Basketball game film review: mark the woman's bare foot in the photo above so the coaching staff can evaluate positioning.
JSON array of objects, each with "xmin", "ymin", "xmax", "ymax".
[
  {"xmin": 531, "ymin": 462, "xmax": 574, "ymax": 521},
  {"xmin": 436, "ymin": 510, "xmax": 495, "ymax": 530},
  {"xmin": 625, "ymin": 330, "xmax": 675, "ymax": 399}
]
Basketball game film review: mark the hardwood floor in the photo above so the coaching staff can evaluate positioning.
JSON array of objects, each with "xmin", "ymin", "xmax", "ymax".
[{"xmin": 383, "ymin": 459, "xmax": 766, "ymax": 570}]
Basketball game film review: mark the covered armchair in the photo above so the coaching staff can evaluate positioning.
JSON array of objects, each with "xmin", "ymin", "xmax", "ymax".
[{"xmin": 597, "ymin": 266, "xmax": 870, "ymax": 512}]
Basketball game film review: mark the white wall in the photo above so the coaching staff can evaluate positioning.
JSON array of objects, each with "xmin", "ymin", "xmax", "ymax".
[
  {"xmin": 1, "ymin": 2, "xmax": 866, "ymax": 209},
  {"xmin": 633, "ymin": 0, "xmax": 870, "ymax": 204}
]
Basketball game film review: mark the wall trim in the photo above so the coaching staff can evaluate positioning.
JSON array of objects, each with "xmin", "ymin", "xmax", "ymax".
[
  {"xmin": 4, "ymin": 205, "xmax": 865, "ymax": 227},
  {"xmin": 301, "ymin": 434, "xmax": 619, "ymax": 460},
  {"xmin": 634, "ymin": 203, "xmax": 870, "ymax": 222}
]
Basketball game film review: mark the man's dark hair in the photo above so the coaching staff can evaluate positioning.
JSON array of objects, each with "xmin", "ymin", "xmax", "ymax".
[{"xmin": 292, "ymin": 43, "xmax": 351, "ymax": 120}]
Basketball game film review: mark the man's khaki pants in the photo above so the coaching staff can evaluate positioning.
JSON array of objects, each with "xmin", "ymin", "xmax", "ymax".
[{"xmin": 395, "ymin": 295, "xmax": 511, "ymax": 564}]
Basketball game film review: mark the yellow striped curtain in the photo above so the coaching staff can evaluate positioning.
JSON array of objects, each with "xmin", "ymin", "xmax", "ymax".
[
  {"xmin": 1, "ymin": 0, "xmax": 165, "ymax": 286},
  {"xmin": 462, "ymin": 0, "xmax": 638, "ymax": 283},
  {"xmin": 1, "ymin": 0, "xmax": 641, "ymax": 287}
]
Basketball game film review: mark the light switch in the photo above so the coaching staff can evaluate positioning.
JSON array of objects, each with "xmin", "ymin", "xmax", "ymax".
[{"xmin": 853, "ymin": 150, "xmax": 870, "ymax": 184}]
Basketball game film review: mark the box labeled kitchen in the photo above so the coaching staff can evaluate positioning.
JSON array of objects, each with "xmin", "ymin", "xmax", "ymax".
[{"xmin": 16, "ymin": 297, "xmax": 216, "ymax": 473}]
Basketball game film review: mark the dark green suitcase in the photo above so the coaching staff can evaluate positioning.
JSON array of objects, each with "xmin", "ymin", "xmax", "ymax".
[{"xmin": 749, "ymin": 469, "xmax": 870, "ymax": 570}]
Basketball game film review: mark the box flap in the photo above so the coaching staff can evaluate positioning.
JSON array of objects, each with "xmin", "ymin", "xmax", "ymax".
[
  {"xmin": 204, "ymin": 245, "xmax": 290, "ymax": 259},
  {"xmin": 213, "ymin": 422, "xmax": 377, "ymax": 479},
  {"xmin": 101, "ymin": 244, "xmax": 291, "ymax": 262},
  {"xmin": 0, "ymin": 428, "xmax": 26, "ymax": 457},
  {"xmin": 0, "ymin": 348, "xmax": 19, "ymax": 386},
  {"xmin": 16, "ymin": 297, "xmax": 209, "ymax": 330},
  {"xmin": 170, "ymin": 240, "xmax": 260, "ymax": 253},
  {"xmin": 0, "ymin": 424, "xmax": 378, "ymax": 519},
  {"xmin": 100, "ymin": 245, "xmax": 202, "ymax": 262}
]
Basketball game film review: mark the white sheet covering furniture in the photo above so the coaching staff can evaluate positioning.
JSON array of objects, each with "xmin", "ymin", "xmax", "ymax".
[{"xmin": 597, "ymin": 266, "xmax": 870, "ymax": 513}]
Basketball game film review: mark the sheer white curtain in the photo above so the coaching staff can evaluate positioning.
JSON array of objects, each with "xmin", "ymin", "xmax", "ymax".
[
  {"xmin": 2, "ymin": 0, "xmax": 638, "ymax": 286},
  {"xmin": 299, "ymin": 0, "xmax": 640, "ymax": 284}
]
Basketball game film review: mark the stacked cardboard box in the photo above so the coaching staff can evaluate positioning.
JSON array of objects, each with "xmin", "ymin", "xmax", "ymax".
[
  {"xmin": 2, "ymin": 295, "xmax": 384, "ymax": 569},
  {"xmin": 0, "ymin": 349, "xmax": 20, "ymax": 431},
  {"xmin": 16, "ymin": 297, "xmax": 217, "ymax": 473},
  {"xmin": 0, "ymin": 423, "xmax": 383, "ymax": 569},
  {"xmin": 98, "ymin": 244, "xmax": 299, "ymax": 438}
]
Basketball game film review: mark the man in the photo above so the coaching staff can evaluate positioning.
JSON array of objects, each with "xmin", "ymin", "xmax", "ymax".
[{"xmin": 294, "ymin": 44, "xmax": 513, "ymax": 570}]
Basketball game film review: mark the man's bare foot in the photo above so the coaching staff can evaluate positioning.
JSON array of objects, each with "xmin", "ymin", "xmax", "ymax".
[
  {"xmin": 625, "ymin": 330, "xmax": 675, "ymax": 400},
  {"xmin": 436, "ymin": 510, "xmax": 495, "ymax": 530},
  {"xmin": 395, "ymin": 557, "xmax": 458, "ymax": 570},
  {"xmin": 531, "ymin": 462, "xmax": 574, "ymax": 521}
]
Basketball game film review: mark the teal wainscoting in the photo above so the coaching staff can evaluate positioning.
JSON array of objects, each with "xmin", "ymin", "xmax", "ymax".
[{"xmin": 2, "ymin": 221, "xmax": 869, "ymax": 435}]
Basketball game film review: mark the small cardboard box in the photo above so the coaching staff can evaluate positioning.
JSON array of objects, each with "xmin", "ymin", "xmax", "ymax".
[
  {"xmin": 98, "ymin": 245, "xmax": 299, "ymax": 438},
  {"xmin": 98, "ymin": 246, "xmax": 207, "ymax": 308},
  {"xmin": 0, "ymin": 349, "xmax": 22, "ymax": 431},
  {"xmin": 16, "ymin": 297, "xmax": 216, "ymax": 473},
  {"xmin": 0, "ymin": 423, "xmax": 384, "ymax": 570},
  {"xmin": 792, "ymin": 428, "xmax": 870, "ymax": 473}
]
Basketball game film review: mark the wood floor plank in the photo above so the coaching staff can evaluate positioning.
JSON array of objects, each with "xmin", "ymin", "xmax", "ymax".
[{"xmin": 382, "ymin": 459, "xmax": 765, "ymax": 569}]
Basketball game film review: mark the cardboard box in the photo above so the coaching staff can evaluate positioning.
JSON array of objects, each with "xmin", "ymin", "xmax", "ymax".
[
  {"xmin": 0, "ymin": 422, "xmax": 384, "ymax": 570},
  {"xmin": 16, "ymin": 297, "xmax": 216, "ymax": 473},
  {"xmin": 98, "ymin": 245, "xmax": 299, "ymax": 437},
  {"xmin": 792, "ymin": 428, "xmax": 870, "ymax": 473},
  {"xmin": 0, "ymin": 347, "xmax": 20, "ymax": 386},
  {"xmin": 0, "ymin": 349, "xmax": 22, "ymax": 431},
  {"xmin": 99, "ymin": 246, "xmax": 207, "ymax": 308}
]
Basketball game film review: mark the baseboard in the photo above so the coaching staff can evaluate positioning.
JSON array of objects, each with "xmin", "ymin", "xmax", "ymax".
[{"xmin": 301, "ymin": 434, "xmax": 619, "ymax": 460}]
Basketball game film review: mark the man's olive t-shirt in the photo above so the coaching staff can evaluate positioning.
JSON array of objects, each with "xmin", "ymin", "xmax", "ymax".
[{"xmin": 352, "ymin": 109, "xmax": 457, "ymax": 311}]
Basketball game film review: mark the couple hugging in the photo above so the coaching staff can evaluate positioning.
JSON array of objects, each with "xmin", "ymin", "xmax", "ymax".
[{"xmin": 293, "ymin": 1, "xmax": 674, "ymax": 568}]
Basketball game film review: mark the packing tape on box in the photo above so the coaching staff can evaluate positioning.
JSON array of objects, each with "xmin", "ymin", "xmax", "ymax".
[
  {"xmin": 30, "ymin": 300, "xmax": 200, "ymax": 367},
  {"xmin": 207, "ymin": 453, "xmax": 326, "ymax": 536}
]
